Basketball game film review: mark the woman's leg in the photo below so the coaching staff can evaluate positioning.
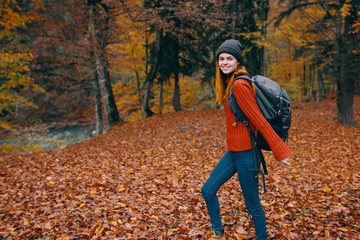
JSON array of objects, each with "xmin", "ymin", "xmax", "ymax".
[
  {"xmin": 232, "ymin": 150, "xmax": 267, "ymax": 240},
  {"xmin": 201, "ymin": 151, "xmax": 237, "ymax": 234}
]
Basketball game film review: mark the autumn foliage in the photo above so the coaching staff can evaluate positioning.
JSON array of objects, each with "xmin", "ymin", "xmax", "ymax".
[{"xmin": 0, "ymin": 96, "xmax": 359, "ymax": 239}]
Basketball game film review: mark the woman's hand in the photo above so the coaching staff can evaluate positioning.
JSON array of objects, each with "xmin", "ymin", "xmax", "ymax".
[{"xmin": 280, "ymin": 157, "xmax": 290, "ymax": 166}]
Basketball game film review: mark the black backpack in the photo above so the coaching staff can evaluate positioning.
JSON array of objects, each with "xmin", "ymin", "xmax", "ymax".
[{"xmin": 228, "ymin": 75, "xmax": 292, "ymax": 191}]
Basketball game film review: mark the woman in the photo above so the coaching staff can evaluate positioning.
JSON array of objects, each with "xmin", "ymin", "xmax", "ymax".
[{"xmin": 201, "ymin": 39, "xmax": 291, "ymax": 240}]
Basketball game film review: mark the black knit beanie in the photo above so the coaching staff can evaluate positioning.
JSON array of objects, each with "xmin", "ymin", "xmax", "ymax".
[{"xmin": 216, "ymin": 39, "xmax": 244, "ymax": 65}]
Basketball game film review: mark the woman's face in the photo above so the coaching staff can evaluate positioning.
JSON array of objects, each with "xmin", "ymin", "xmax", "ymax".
[{"xmin": 218, "ymin": 53, "xmax": 239, "ymax": 75}]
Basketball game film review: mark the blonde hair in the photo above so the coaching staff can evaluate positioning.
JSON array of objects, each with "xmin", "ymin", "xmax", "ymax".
[{"xmin": 215, "ymin": 63, "xmax": 249, "ymax": 105}]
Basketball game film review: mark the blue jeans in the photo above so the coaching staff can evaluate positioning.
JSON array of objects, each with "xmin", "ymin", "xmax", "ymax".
[{"xmin": 201, "ymin": 150, "xmax": 267, "ymax": 239}]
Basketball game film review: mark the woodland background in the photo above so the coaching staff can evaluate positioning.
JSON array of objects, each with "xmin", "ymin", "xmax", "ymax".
[
  {"xmin": 0, "ymin": 0, "xmax": 360, "ymax": 239},
  {"xmin": 0, "ymin": 0, "xmax": 359, "ymax": 153}
]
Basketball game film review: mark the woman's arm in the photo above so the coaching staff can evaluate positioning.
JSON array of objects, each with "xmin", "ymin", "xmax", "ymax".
[{"xmin": 232, "ymin": 79, "xmax": 292, "ymax": 161}]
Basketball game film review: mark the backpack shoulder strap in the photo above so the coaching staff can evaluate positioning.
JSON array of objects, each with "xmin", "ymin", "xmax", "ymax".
[
  {"xmin": 234, "ymin": 74, "xmax": 252, "ymax": 82},
  {"xmin": 233, "ymin": 75, "xmax": 256, "ymax": 93},
  {"xmin": 229, "ymin": 75, "xmax": 253, "ymax": 126},
  {"xmin": 229, "ymin": 77, "xmax": 247, "ymax": 126}
]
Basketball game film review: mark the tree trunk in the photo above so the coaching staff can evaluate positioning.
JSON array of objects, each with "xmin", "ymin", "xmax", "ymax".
[
  {"xmin": 319, "ymin": 69, "xmax": 326, "ymax": 99},
  {"xmin": 321, "ymin": 81, "xmax": 326, "ymax": 99},
  {"xmin": 335, "ymin": 6, "xmax": 343, "ymax": 121},
  {"xmin": 88, "ymin": 0, "xmax": 121, "ymax": 126},
  {"xmin": 93, "ymin": 72, "xmax": 103, "ymax": 135},
  {"xmin": 231, "ymin": 0, "xmax": 236, "ymax": 39},
  {"xmin": 259, "ymin": 0, "xmax": 269, "ymax": 75},
  {"xmin": 316, "ymin": 68, "xmax": 322, "ymax": 103},
  {"xmin": 339, "ymin": 1, "xmax": 356, "ymax": 126},
  {"xmin": 173, "ymin": 40, "xmax": 182, "ymax": 112},
  {"xmin": 142, "ymin": 27, "xmax": 163, "ymax": 118},
  {"xmin": 337, "ymin": 64, "xmax": 355, "ymax": 126},
  {"xmin": 335, "ymin": 1, "xmax": 355, "ymax": 126},
  {"xmin": 173, "ymin": 72, "xmax": 182, "ymax": 111},
  {"xmin": 309, "ymin": 64, "xmax": 315, "ymax": 101},
  {"xmin": 142, "ymin": 80, "xmax": 153, "ymax": 117},
  {"xmin": 159, "ymin": 79, "xmax": 164, "ymax": 114},
  {"xmin": 303, "ymin": 65, "xmax": 307, "ymax": 96},
  {"xmin": 338, "ymin": 72, "xmax": 355, "ymax": 126},
  {"xmin": 135, "ymin": 70, "xmax": 142, "ymax": 115}
]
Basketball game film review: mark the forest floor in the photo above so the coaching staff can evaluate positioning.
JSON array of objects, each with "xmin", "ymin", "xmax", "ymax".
[{"xmin": 0, "ymin": 96, "xmax": 359, "ymax": 240}]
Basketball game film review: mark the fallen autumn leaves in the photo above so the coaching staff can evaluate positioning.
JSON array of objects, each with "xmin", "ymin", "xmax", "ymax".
[{"xmin": 0, "ymin": 97, "xmax": 359, "ymax": 239}]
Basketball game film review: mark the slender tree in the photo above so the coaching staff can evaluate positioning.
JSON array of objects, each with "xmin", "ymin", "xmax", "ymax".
[
  {"xmin": 258, "ymin": 0, "xmax": 270, "ymax": 75},
  {"xmin": 335, "ymin": 0, "xmax": 358, "ymax": 126},
  {"xmin": 88, "ymin": 0, "xmax": 122, "ymax": 126},
  {"xmin": 92, "ymin": 71, "xmax": 103, "ymax": 134},
  {"xmin": 141, "ymin": 27, "xmax": 163, "ymax": 117}
]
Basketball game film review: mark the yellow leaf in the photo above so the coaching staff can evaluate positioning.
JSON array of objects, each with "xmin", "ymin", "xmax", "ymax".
[
  {"xmin": 150, "ymin": 215, "xmax": 159, "ymax": 220},
  {"xmin": 78, "ymin": 202, "xmax": 86, "ymax": 209},
  {"xmin": 172, "ymin": 171, "xmax": 178, "ymax": 187},
  {"xmin": 323, "ymin": 186, "xmax": 332, "ymax": 191},
  {"xmin": 45, "ymin": 222, "xmax": 51, "ymax": 229},
  {"xmin": 95, "ymin": 224, "xmax": 104, "ymax": 235},
  {"xmin": 116, "ymin": 202, "xmax": 126, "ymax": 207}
]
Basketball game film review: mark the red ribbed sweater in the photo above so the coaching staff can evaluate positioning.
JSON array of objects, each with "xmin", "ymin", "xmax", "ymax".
[{"xmin": 224, "ymin": 78, "xmax": 292, "ymax": 161}]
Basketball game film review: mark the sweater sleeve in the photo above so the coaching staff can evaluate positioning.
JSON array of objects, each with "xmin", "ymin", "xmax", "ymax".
[{"xmin": 232, "ymin": 79, "xmax": 292, "ymax": 161}]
